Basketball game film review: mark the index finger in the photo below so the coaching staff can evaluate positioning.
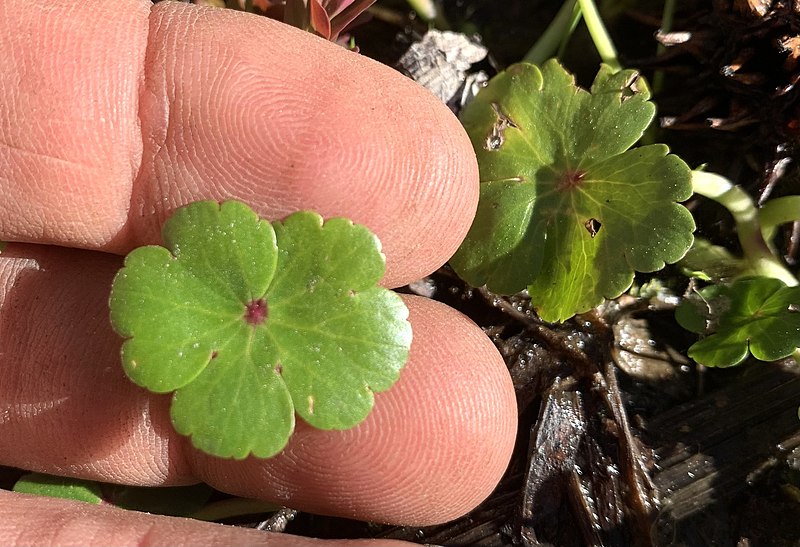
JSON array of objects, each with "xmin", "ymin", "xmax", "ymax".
[{"xmin": 0, "ymin": 0, "xmax": 478, "ymax": 288}]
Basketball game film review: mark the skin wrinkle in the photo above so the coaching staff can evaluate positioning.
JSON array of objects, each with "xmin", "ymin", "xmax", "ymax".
[
  {"xmin": 0, "ymin": 245, "xmax": 191, "ymax": 486},
  {"xmin": 0, "ymin": 0, "xmax": 150, "ymax": 248}
]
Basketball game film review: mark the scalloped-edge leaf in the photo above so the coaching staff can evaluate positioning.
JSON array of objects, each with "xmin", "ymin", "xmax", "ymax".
[
  {"xmin": 450, "ymin": 59, "xmax": 695, "ymax": 322},
  {"xmin": 676, "ymin": 277, "xmax": 800, "ymax": 367},
  {"xmin": 110, "ymin": 201, "xmax": 411, "ymax": 459}
]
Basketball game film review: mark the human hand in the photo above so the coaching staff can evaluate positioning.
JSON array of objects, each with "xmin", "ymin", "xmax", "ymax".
[{"xmin": 0, "ymin": 1, "xmax": 517, "ymax": 545}]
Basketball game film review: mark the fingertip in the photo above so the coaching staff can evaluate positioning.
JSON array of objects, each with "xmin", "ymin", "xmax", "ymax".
[
  {"xmin": 191, "ymin": 295, "xmax": 516, "ymax": 526},
  {"xmin": 135, "ymin": 3, "xmax": 479, "ymax": 287},
  {"xmin": 0, "ymin": 491, "xmax": 417, "ymax": 547}
]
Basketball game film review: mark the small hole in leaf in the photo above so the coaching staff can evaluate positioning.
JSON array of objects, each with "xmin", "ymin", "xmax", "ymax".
[
  {"xmin": 485, "ymin": 102, "xmax": 518, "ymax": 151},
  {"xmin": 789, "ymin": 304, "xmax": 799, "ymax": 313},
  {"xmin": 558, "ymin": 169, "xmax": 587, "ymax": 192},
  {"xmin": 621, "ymin": 72, "xmax": 643, "ymax": 101},
  {"xmin": 584, "ymin": 218, "xmax": 602, "ymax": 238},
  {"xmin": 244, "ymin": 298, "xmax": 268, "ymax": 326}
]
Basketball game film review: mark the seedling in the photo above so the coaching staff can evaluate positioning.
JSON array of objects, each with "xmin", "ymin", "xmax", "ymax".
[
  {"xmin": 109, "ymin": 200, "xmax": 411, "ymax": 459},
  {"xmin": 676, "ymin": 277, "xmax": 800, "ymax": 367},
  {"xmin": 283, "ymin": 0, "xmax": 376, "ymax": 43},
  {"xmin": 449, "ymin": 59, "xmax": 695, "ymax": 322},
  {"xmin": 676, "ymin": 170, "xmax": 800, "ymax": 367}
]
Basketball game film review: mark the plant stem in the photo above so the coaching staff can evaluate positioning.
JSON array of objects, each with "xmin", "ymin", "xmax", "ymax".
[
  {"xmin": 691, "ymin": 171, "xmax": 797, "ymax": 286},
  {"xmin": 652, "ymin": 0, "xmax": 676, "ymax": 93},
  {"xmin": 758, "ymin": 195, "xmax": 800, "ymax": 241},
  {"xmin": 577, "ymin": 0, "xmax": 621, "ymax": 72},
  {"xmin": 405, "ymin": 0, "xmax": 437, "ymax": 23},
  {"xmin": 523, "ymin": 0, "xmax": 581, "ymax": 65},
  {"xmin": 191, "ymin": 498, "xmax": 282, "ymax": 522}
]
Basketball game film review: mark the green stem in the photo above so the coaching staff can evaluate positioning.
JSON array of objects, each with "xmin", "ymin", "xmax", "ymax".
[
  {"xmin": 556, "ymin": 2, "xmax": 584, "ymax": 59},
  {"xmin": 577, "ymin": 0, "xmax": 621, "ymax": 72},
  {"xmin": 405, "ymin": 0, "xmax": 440, "ymax": 25},
  {"xmin": 191, "ymin": 498, "xmax": 282, "ymax": 522},
  {"xmin": 691, "ymin": 171, "xmax": 798, "ymax": 286},
  {"xmin": 523, "ymin": 0, "xmax": 581, "ymax": 65},
  {"xmin": 652, "ymin": 0, "xmax": 676, "ymax": 93},
  {"xmin": 758, "ymin": 195, "xmax": 800, "ymax": 241}
]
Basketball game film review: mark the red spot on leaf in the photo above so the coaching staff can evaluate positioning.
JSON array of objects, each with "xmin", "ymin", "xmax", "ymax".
[
  {"xmin": 558, "ymin": 169, "xmax": 587, "ymax": 192},
  {"xmin": 244, "ymin": 299, "xmax": 268, "ymax": 326}
]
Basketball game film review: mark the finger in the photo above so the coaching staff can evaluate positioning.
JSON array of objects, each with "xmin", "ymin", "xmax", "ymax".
[
  {"xmin": 0, "ymin": 245, "xmax": 517, "ymax": 525},
  {"xmin": 0, "ymin": 490, "xmax": 417, "ymax": 547},
  {"xmin": 0, "ymin": 0, "xmax": 478, "ymax": 288}
]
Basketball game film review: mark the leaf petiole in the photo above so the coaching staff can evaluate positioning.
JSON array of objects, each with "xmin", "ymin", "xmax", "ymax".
[
  {"xmin": 577, "ymin": 0, "xmax": 621, "ymax": 72},
  {"xmin": 405, "ymin": 0, "xmax": 438, "ymax": 24},
  {"xmin": 758, "ymin": 195, "xmax": 800, "ymax": 242},
  {"xmin": 191, "ymin": 497, "xmax": 282, "ymax": 522},
  {"xmin": 523, "ymin": 0, "xmax": 581, "ymax": 65},
  {"xmin": 691, "ymin": 170, "xmax": 798, "ymax": 287}
]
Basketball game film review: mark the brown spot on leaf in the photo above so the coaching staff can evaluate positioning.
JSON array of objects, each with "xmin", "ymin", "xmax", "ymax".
[
  {"xmin": 584, "ymin": 218, "xmax": 602, "ymax": 238},
  {"xmin": 485, "ymin": 102, "xmax": 519, "ymax": 151},
  {"xmin": 621, "ymin": 71, "xmax": 645, "ymax": 101}
]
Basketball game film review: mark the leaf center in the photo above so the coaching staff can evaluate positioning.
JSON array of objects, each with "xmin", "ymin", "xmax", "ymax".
[
  {"xmin": 244, "ymin": 298, "xmax": 268, "ymax": 326},
  {"xmin": 557, "ymin": 169, "xmax": 587, "ymax": 192}
]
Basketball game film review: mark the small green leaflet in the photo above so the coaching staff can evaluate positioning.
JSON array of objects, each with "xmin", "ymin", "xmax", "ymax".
[
  {"xmin": 12, "ymin": 473, "xmax": 213, "ymax": 517},
  {"xmin": 676, "ymin": 277, "xmax": 800, "ymax": 367},
  {"xmin": 13, "ymin": 473, "xmax": 103, "ymax": 504},
  {"xmin": 450, "ymin": 59, "xmax": 695, "ymax": 322},
  {"xmin": 109, "ymin": 201, "xmax": 411, "ymax": 459}
]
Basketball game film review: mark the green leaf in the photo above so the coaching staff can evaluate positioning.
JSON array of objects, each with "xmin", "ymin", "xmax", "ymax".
[
  {"xmin": 678, "ymin": 237, "xmax": 746, "ymax": 282},
  {"xmin": 676, "ymin": 277, "xmax": 800, "ymax": 367},
  {"xmin": 110, "ymin": 201, "xmax": 411, "ymax": 459},
  {"xmin": 13, "ymin": 473, "xmax": 103, "ymax": 504},
  {"xmin": 450, "ymin": 59, "xmax": 695, "ymax": 322}
]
